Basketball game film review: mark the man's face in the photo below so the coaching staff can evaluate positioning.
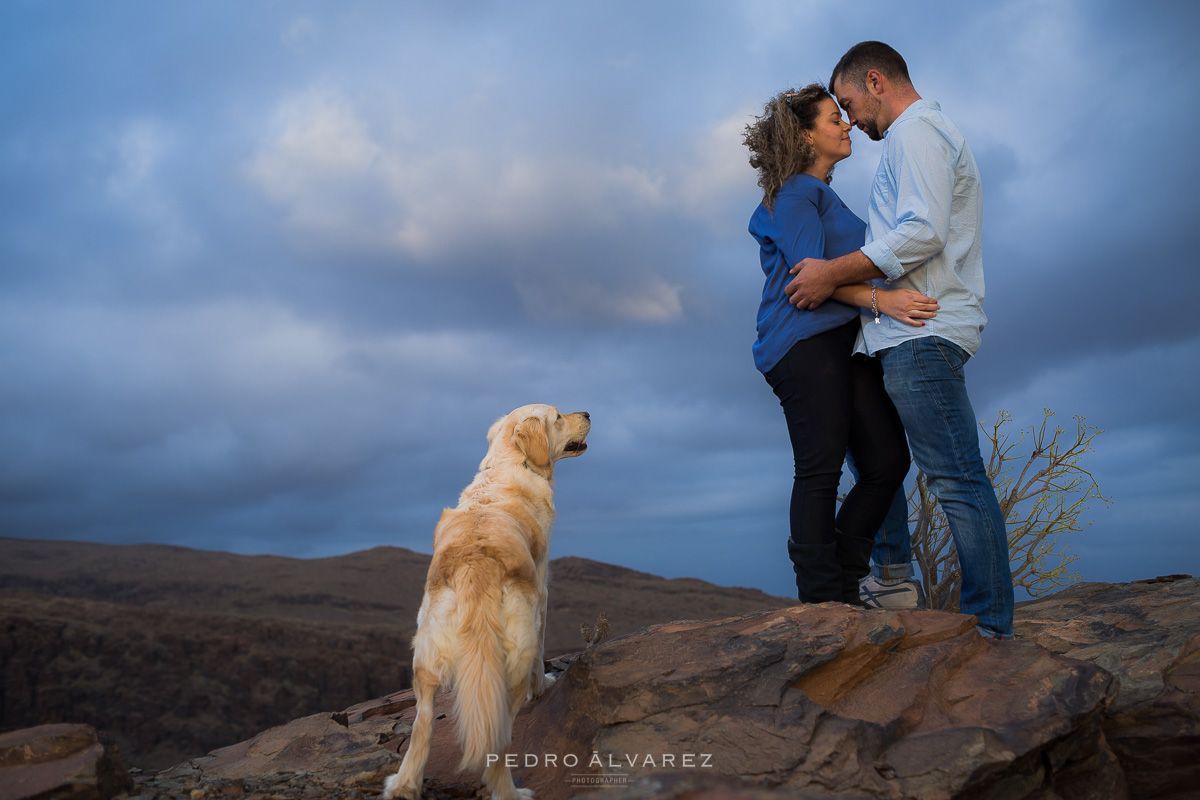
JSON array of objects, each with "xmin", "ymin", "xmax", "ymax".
[{"xmin": 833, "ymin": 75, "xmax": 885, "ymax": 141}]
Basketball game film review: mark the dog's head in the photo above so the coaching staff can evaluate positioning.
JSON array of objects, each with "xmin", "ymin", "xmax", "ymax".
[{"xmin": 487, "ymin": 404, "xmax": 590, "ymax": 472}]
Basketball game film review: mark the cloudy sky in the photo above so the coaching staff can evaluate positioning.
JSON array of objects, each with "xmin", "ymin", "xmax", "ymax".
[{"xmin": 2, "ymin": 0, "xmax": 1196, "ymax": 599}]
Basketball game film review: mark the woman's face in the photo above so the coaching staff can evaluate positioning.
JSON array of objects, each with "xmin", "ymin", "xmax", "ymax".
[{"xmin": 806, "ymin": 97, "xmax": 853, "ymax": 165}]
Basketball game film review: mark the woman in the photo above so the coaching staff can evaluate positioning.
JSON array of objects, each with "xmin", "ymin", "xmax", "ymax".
[{"xmin": 743, "ymin": 84, "xmax": 936, "ymax": 604}]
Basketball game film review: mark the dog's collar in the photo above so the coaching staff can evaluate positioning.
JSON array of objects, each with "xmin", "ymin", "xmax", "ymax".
[
  {"xmin": 479, "ymin": 457, "xmax": 553, "ymax": 480},
  {"xmin": 522, "ymin": 460, "xmax": 553, "ymax": 480}
]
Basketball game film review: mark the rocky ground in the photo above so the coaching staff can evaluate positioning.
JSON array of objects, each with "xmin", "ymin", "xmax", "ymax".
[
  {"xmin": 3, "ymin": 574, "xmax": 1197, "ymax": 800},
  {"xmin": 130, "ymin": 769, "xmax": 399, "ymax": 800}
]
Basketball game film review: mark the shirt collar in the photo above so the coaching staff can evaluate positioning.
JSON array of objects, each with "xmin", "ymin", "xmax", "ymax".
[{"xmin": 886, "ymin": 99, "xmax": 940, "ymax": 136}]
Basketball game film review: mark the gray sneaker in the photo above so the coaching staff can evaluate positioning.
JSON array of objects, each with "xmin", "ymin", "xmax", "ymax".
[
  {"xmin": 975, "ymin": 624, "xmax": 1016, "ymax": 641},
  {"xmin": 859, "ymin": 575, "xmax": 927, "ymax": 609}
]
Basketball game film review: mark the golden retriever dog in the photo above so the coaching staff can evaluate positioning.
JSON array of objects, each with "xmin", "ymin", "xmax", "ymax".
[{"xmin": 383, "ymin": 404, "xmax": 591, "ymax": 800}]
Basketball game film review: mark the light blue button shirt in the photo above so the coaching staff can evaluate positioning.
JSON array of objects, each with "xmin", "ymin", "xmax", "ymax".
[{"xmin": 858, "ymin": 100, "xmax": 987, "ymax": 356}]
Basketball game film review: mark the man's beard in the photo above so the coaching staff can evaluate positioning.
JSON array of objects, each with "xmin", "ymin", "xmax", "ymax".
[{"xmin": 859, "ymin": 95, "xmax": 885, "ymax": 140}]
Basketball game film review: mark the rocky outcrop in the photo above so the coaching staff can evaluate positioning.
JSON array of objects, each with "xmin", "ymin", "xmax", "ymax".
[
  {"xmin": 513, "ymin": 607, "xmax": 1121, "ymax": 799},
  {"xmin": 0, "ymin": 723, "xmax": 130, "ymax": 800},
  {"xmin": 1013, "ymin": 575, "xmax": 1199, "ymax": 800},
  {"xmin": 156, "ymin": 605, "xmax": 1124, "ymax": 800},
  {"xmin": 17, "ymin": 576, "xmax": 1199, "ymax": 800}
]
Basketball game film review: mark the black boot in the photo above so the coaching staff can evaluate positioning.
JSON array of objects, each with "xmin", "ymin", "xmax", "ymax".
[
  {"xmin": 836, "ymin": 529, "xmax": 875, "ymax": 607},
  {"xmin": 786, "ymin": 537, "xmax": 842, "ymax": 603}
]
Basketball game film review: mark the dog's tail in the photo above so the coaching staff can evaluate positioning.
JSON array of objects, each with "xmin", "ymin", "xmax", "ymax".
[{"xmin": 450, "ymin": 554, "xmax": 535, "ymax": 773}]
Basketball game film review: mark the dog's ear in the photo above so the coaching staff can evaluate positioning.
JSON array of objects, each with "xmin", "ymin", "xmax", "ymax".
[{"xmin": 514, "ymin": 416, "xmax": 552, "ymax": 468}]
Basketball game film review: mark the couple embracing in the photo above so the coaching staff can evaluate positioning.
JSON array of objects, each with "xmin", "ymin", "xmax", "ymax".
[{"xmin": 744, "ymin": 42, "xmax": 1014, "ymax": 640}]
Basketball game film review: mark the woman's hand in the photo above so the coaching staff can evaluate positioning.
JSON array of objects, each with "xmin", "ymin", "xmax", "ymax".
[{"xmin": 876, "ymin": 288, "xmax": 939, "ymax": 327}]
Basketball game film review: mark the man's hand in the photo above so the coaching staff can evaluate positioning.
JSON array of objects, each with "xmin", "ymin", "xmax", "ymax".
[{"xmin": 785, "ymin": 258, "xmax": 838, "ymax": 310}]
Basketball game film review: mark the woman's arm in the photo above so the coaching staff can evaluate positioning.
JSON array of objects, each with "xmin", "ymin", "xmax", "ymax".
[{"xmin": 831, "ymin": 284, "xmax": 939, "ymax": 327}]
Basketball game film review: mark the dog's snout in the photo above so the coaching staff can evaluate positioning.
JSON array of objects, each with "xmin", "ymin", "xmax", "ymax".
[{"xmin": 582, "ymin": 411, "xmax": 591, "ymax": 421}]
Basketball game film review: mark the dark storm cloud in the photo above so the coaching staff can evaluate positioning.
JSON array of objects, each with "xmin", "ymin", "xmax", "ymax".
[{"xmin": 1, "ymin": 0, "xmax": 1196, "ymax": 593}]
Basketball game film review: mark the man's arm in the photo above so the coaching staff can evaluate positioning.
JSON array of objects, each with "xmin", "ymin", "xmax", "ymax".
[
  {"xmin": 788, "ymin": 117, "xmax": 960, "ymax": 309},
  {"xmin": 784, "ymin": 250, "xmax": 885, "ymax": 310}
]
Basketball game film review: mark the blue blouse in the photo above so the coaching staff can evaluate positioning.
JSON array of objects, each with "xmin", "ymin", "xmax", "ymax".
[{"xmin": 748, "ymin": 173, "xmax": 867, "ymax": 373}]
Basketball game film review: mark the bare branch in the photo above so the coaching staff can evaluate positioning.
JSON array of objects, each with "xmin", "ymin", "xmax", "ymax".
[{"xmin": 912, "ymin": 408, "xmax": 1106, "ymax": 606}]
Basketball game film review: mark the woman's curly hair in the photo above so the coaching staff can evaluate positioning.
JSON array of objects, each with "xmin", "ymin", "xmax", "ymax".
[{"xmin": 743, "ymin": 83, "xmax": 833, "ymax": 212}]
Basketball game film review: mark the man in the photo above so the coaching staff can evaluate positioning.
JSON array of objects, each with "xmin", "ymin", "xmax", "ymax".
[
  {"xmin": 785, "ymin": 41, "xmax": 1014, "ymax": 638},
  {"xmin": 843, "ymin": 456, "xmax": 926, "ymax": 609}
]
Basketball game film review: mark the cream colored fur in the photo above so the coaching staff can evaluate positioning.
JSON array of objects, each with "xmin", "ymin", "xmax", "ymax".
[{"xmin": 383, "ymin": 404, "xmax": 590, "ymax": 800}]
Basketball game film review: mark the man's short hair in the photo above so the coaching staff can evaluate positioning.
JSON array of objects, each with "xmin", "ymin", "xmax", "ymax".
[{"xmin": 830, "ymin": 41, "xmax": 912, "ymax": 93}]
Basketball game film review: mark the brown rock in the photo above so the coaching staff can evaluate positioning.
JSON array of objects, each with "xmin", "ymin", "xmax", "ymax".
[
  {"xmin": 143, "ymin": 578, "xmax": 1200, "ymax": 799},
  {"xmin": 158, "ymin": 712, "xmax": 398, "ymax": 783},
  {"xmin": 594, "ymin": 770, "xmax": 868, "ymax": 799},
  {"xmin": 1014, "ymin": 575, "xmax": 1200, "ymax": 800},
  {"xmin": 172, "ymin": 604, "xmax": 1123, "ymax": 800},
  {"xmin": 0, "ymin": 723, "xmax": 130, "ymax": 800},
  {"xmin": 507, "ymin": 605, "xmax": 1120, "ymax": 800}
]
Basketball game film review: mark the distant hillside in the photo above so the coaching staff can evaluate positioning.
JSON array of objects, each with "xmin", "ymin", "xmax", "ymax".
[
  {"xmin": 0, "ymin": 591, "xmax": 411, "ymax": 771},
  {"xmin": 0, "ymin": 537, "xmax": 792, "ymax": 769},
  {"xmin": 0, "ymin": 538, "xmax": 431, "ymax": 625}
]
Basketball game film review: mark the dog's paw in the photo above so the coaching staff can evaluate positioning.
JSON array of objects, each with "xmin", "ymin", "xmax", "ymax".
[{"xmin": 383, "ymin": 773, "xmax": 420, "ymax": 800}]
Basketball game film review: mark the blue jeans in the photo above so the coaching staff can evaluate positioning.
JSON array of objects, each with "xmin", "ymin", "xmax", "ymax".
[
  {"xmin": 878, "ymin": 337, "xmax": 1014, "ymax": 636},
  {"xmin": 843, "ymin": 455, "xmax": 914, "ymax": 580},
  {"xmin": 872, "ymin": 487, "xmax": 914, "ymax": 580}
]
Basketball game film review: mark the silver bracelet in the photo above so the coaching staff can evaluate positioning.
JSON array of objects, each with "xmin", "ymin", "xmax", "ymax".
[{"xmin": 870, "ymin": 286, "xmax": 881, "ymax": 324}]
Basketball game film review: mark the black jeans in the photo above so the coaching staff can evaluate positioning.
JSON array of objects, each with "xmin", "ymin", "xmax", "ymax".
[{"xmin": 764, "ymin": 319, "xmax": 910, "ymax": 603}]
